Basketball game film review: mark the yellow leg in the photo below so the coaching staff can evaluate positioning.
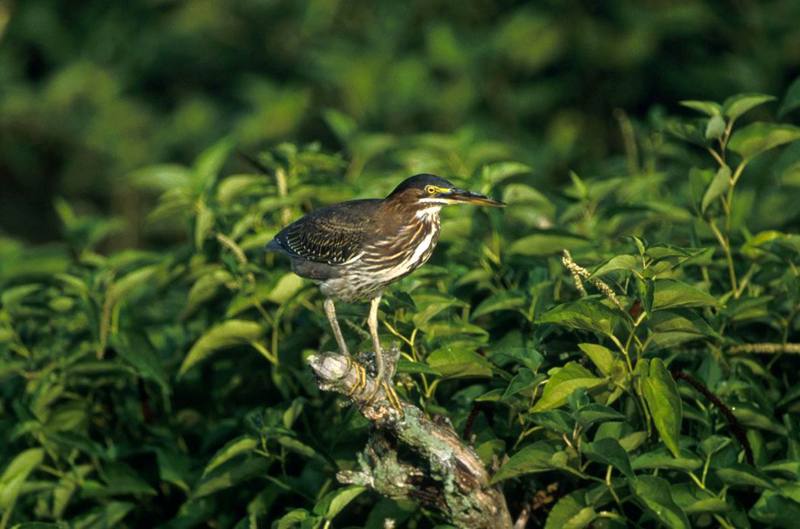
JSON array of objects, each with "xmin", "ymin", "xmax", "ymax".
[
  {"xmin": 324, "ymin": 298, "xmax": 349, "ymax": 356},
  {"xmin": 366, "ymin": 295, "xmax": 402, "ymax": 413}
]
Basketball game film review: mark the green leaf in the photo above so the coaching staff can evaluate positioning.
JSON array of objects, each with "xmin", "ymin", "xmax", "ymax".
[
  {"xmin": 481, "ymin": 161, "xmax": 533, "ymax": 184},
  {"xmin": 705, "ymin": 114, "xmax": 726, "ymax": 140},
  {"xmin": 722, "ymin": 93, "xmax": 775, "ymax": 120},
  {"xmin": 471, "ymin": 292, "xmax": 525, "ymax": 319},
  {"xmin": 265, "ymin": 274, "xmax": 305, "ymax": 304},
  {"xmin": 701, "ymin": 165, "xmax": 731, "ymax": 213},
  {"xmin": 590, "ymin": 254, "xmax": 641, "ymax": 278},
  {"xmin": 112, "ymin": 333, "xmax": 171, "ymax": 401},
  {"xmin": 508, "ymin": 232, "xmax": 590, "ymax": 256},
  {"xmin": 203, "ymin": 436, "xmax": 258, "ymax": 477},
  {"xmin": 716, "ymin": 463, "xmax": 775, "ymax": 490},
  {"xmin": 631, "ymin": 475, "xmax": 690, "ymax": 529},
  {"xmin": 647, "ymin": 310, "xmax": 718, "ymax": 350},
  {"xmin": 666, "ymin": 119, "xmax": 708, "ymax": 146},
  {"xmin": 749, "ymin": 490, "xmax": 800, "ymax": 528},
  {"xmin": 531, "ymin": 410, "xmax": 574, "ymax": 435},
  {"xmin": 130, "ymin": 164, "xmax": 191, "ymax": 191},
  {"xmin": 652, "ymin": 279, "xmax": 718, "ymax": 311},
  {"xmin": 11, "ymin": 522, "xmax": 69, "ymax": 529},
  {"xmin": 728, "ymin": 122, "xmax": 800, "ymax": 161},
  {"xmin": 641, "ymin": 358, "xmax": 682, "ymax": 458},
  {"xmin": 490, "ymin": 441, "xmax": 557, "ymax": 484},
  {"xmin": 574, "ymin": 404, "xmax": 625, "ymax": 428},
  {"xmin": 192, "ymin": 458, "xmax": 269, "ymax": 499},
  {"xmin": 83, "ymin": 462, "xmax": 156, "ymax": 497},
  {"xmin": 427, "ymin": 345, "xmax": 493, "ymax": 379},
  {"xmin": 632, "ymin": 448, "xmax": 701, "ymax": 471},
  {"xmin": 583, "ymin": 438, "xmax": 633, "ymax": 478},
  {"xmin": 532, "ymin": 362, "xmax": 606, "ymax": 412},
  {"xmin": 313, "ymin": 485, "xmax": 366, "ymax": 520},
  {"xmin": 72, "ymin": 501, "xmax": 134, "ymax": 529},
  {"xmin": 679, "ymin": 100, "xmax": 722, "ymax": 116},
  {"xmin": 544, "ymin": 491, "xmax": 597, "ymax": 529},
  {"xmin": 193, "ymin": 137, "xmax": 234, "ymax": 192},
  {"xmin": 184, "ymin": 268, "xmax": 234, "ymax": 316},
  {"xmin": 194, "ymin": 200, "xmax": 215, "ymax": 249},
  {"xmin": 0, "ymin": 448, "xmax": 44, "ymax": 510},
  {"xmin": 779, "ymin": 76, "xmax": 800, "ymax": 117},
  {"xmin": 106, "ymin": 264, "xmax": 160, "ymax": 307},
  {"xmin": 322, "ymin": 108, "xmax": 357, "ymax": 142},
  {"xmin": 155, "ymin": 448, "xmax": 191, "ymax": 493},
  {"xmin": 578, "ymin": 343, "xmax": 615, "ymax": 376},
  {"xmin": 502, "ymin": 369, "xmax": 542, "ymax": 400},
  {"xmin": 671, "ymin": 484, "xmax": 730, "ymax": 515},
  {"xmin": 179, "ymin": 320, "xmax": 265, "ymax": 376},
  {"xmin": 538, "ymin": 300, "xmax": 619, "ymax": 336},
  {"xmin": 275, "ymin": 509, "xmax": 311, "ymax": 529}
]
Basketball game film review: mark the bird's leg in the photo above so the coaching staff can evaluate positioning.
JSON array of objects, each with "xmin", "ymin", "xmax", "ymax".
[
  {"xmin": 324, "ymin": 298, "xmax": 367, "ymax": 395},
  {"xmin": 367, "ymin": 295, "xmax": 403, "ymax": 412},
  {"xmin": 323, "ymin": 298, "xmax": 350, "ymax": 357}
]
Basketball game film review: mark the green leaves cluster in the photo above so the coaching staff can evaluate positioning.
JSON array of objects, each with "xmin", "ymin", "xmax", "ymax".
[{"xmin": 2, "ymin": 88, "xmax": 800, "ymax": 528}]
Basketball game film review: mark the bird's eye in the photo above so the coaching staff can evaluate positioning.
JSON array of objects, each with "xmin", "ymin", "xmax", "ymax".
[{"xmin": 425, "ymin": 185, "xmax": 436, "ymax": 195}]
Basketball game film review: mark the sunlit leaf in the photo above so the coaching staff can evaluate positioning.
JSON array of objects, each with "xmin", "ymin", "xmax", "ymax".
[
  {"xmin": 543, "ymin": 491, "xmax": 597, "ymax": 529},
  {"xmin": 729, "ymin": 122, "xmax": 800, "ymax": 161},
  {"xmin": 313, "ymin": 485, "xmax": 365, "ymax": 520},
  {"xmin": 652, "ymin": 279, "xmax": 718, "ymax": 310},
  {"xmin": 679, "ymin": 100, "xmax": 721, "ymax": 116},
  {"xmin": 641, "ymin": 358, "xmax": 682, "ymax": 458},
  {"xmin": 779, "ymin": 76, "xmax": 800, "ymax": 117},
  {"xmin": 631, "ymin": 476, "xmax": 690, "ymax": 529},
  {"xmin": 538, "ymin": 300, "xmax": 619, "ymax": 336},
  {"xmin": 0, "ymin": 448, "xmax": 44, "ymax": 510},
  {"xmin": 701, "ymin": 165, "xmax": 730, "ymax": 213},
  {"xmin": 490, "ymin": 441, "xmax": 557, "ymax": 483},
  {"xmin": 427, "ymin": 345, "xmax": 492, "ymax": 379},
  {"xmin": 179, "ymin": 320, "xmax": 265, "ymax": 376},
  {"xmin": 583, "ymin": 438, "xmax": 633, "ymax": 478},
  {"xmin": 203, "ymin": 436, "xmax": 258, "ymax": 477},
  {"xmin": 532, "ymin": 362, "xmax": 606, "ymax": 412},
  {"xmin": 722, "ymin": 93, "xmax": 775, "ymax": 121}
]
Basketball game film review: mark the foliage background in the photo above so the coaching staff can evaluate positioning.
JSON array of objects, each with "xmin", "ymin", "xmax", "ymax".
[{"xmin": 2, "ymin": 1, "xmax": 800, "ymax": 528}]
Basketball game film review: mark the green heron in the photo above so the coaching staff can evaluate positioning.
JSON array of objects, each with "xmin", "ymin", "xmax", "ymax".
[{"xmin": 267, "ymin": 174, "xmax": 504, "ymax": 407}]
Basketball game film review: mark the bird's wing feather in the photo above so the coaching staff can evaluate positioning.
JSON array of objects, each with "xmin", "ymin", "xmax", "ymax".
[{"xmin": 270, "ymin": 199, "xmax": 380, "ymax": 265}]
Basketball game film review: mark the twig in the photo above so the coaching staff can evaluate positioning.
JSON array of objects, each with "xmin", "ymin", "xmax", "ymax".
[
  {"xmin": 672, "ymin": 371, "xmax": 753, "ymax": 465},
  {"xmin": 728, "ymin": 343, "xmax": 800, "ymax": 355}
]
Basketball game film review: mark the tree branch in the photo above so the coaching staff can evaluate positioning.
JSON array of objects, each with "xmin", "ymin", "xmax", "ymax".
[{"xmin": 307, "ymin": 347, "xmax": 513, "ymax": 529}]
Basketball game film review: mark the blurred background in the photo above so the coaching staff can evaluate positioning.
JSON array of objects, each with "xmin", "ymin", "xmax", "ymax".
[{"xmin": 1, "ymin": 0, "xmax": 800, "ymax": 245}]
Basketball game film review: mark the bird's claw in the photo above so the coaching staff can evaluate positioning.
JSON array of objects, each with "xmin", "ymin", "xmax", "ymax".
[{"xmin": 344, "ymin": 356, "xmax": 403, "ymax": 415}]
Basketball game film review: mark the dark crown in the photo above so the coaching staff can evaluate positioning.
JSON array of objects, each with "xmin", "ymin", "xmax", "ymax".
[{"xmin": 387, "ymin": 174, "xmax": 454, "ymax": 197}]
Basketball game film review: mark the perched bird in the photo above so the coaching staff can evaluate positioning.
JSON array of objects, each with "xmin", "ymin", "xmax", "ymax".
[{"xmin": 267, "ymin": 174, "xmax": 504, "ymax": 407}]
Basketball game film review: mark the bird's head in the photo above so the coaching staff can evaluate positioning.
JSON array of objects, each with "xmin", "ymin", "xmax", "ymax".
[{"xmin": 387, "ymin": 174, "xmax": 505, "ymax": 208}]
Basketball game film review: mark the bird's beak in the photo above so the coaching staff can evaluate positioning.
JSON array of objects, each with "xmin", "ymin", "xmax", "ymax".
[{"xmin": 439, "ymin": 188, "xmax": 506, "ymax": 207}]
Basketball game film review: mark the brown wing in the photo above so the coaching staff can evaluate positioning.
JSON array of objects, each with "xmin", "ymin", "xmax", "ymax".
[{"xmin": 267, "ymin": 199, "xmax": 380, "ymax": 265}]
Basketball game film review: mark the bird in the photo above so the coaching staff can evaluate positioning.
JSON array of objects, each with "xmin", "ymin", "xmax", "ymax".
[{"xmin": 266, "ymin": 173, "xmax": 505, "ymax": 409}]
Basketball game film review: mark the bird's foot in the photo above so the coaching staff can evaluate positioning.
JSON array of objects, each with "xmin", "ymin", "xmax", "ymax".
[
  {"xmin": 347, "ymin": 352, "xmax": 403, "ymax": 415},
  {"xmin": 364, "ymin": 347, "xmax": 403, "ymax": 415},
  {"xmin": 344, "ymin": 356, "xmax": 369, "ymax": 397}
]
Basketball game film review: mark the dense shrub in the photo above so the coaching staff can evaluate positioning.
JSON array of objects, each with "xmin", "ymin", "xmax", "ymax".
[
  {"xmin": 2, "ymin": 89, "xmax": 800, "ymax": 527},
  {"xmin": 3, "ymin": 0, "xmax": 800, "ymax": 243}
]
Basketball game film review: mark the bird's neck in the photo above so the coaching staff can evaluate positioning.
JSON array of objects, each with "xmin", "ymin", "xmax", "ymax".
[
  {"xmin": 413, "ymin": 204, "xmax": 442, "ymax": 222},
  {"xmin": 381, "ymin": 197, "xmax": 442, "ymax": 228}
]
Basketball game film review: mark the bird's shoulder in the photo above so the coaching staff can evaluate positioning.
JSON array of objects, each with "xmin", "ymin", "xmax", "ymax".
[{"xmin": 269, "ymin": 199, "xmax": 381, "ymax": 264}]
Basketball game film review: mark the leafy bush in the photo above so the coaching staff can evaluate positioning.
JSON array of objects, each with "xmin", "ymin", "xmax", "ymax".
[
  {"xmin": 2, "ymin": 89, "xmax": 800, "ymax": 528},
  {"xmin": 3, "ymin": 0, "xmax": 800, "ymax": 243}
]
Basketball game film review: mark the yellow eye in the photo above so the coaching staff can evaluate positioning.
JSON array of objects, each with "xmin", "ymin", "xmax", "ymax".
[{"xmin": 425, "ymin": 185, "xmax": 437, "ymax": 195}]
